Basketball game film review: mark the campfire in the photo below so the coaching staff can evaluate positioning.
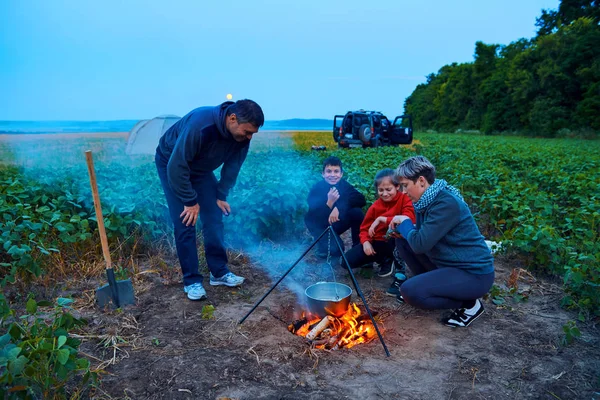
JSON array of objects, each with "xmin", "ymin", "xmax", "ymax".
[{"xmin": 288, "ymin": 303, "xmax": 379, "ymax": 350}]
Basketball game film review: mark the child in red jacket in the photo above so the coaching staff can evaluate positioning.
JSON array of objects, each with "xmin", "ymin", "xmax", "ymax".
[{"xmin": 342, "ymin": 169, "xmax": 416, "ymax": 277}]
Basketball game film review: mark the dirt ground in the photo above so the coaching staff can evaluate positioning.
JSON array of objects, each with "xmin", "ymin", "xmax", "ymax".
[{"xmin": 70, "ymin": 238, "xmax": 600, "ymax": 400}]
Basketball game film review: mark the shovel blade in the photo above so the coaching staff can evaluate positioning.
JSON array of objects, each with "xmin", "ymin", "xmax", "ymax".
[{"xmin": 96, "ymin": 279, "xmax": 135, "ymax": 308}]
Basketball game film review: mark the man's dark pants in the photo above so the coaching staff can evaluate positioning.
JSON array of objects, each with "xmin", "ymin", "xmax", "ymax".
[
  {"xmin": 155, "ymin": 155, "xmax": 228, "ymax": 286},
  {"xmin": 304, "ymin": 208, "xmax": 364, "ymax": 256}
]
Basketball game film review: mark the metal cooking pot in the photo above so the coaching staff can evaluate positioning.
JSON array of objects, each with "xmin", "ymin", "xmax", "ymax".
[{"xmin": 305, "ymin": 282, "xmax": 352, "ymax": 318}]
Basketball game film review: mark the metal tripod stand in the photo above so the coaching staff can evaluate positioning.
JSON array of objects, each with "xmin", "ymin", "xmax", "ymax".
[{"xmin": 238, "ymin": 225, "xmax": 390, "ymax": 357}]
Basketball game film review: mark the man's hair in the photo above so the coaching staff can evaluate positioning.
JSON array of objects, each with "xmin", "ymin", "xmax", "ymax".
[
  {"xmin": 395, "ymin": 156, "xmax": 436, "ymax": 184},
  {"xmin": 374, "ymin": 168, "xmax": 398, "ymax": 189},
  {"xmin": 322, "ymin": 156, "xmax": 343, "ymax": 172},
  {"xmin": 226, "ymin": 99, "xmax": 265, "ymax": 128}
]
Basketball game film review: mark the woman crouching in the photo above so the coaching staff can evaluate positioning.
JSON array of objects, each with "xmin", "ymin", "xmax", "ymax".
[{"xmin": 390, "ymin": 156, "xmax": 495, "ymax": 328}]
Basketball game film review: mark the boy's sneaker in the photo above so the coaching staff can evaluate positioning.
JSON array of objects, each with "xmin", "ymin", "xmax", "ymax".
[
  {"xmin": 184, "ymin": 282, "xmax": 207, "ymax": 301},
  {"xmin": 442, "ymin": 299, "xmax": 485, "ymax": 328},
  {"xmin": 377, "ymin": 258, "xmax": 395, "ymax": 278},
  {"xmin": 386, "ymin": 273, "xmax": 407, "ymax": 297},
  {"xmin": 209, "ymin": 272, "xmax": 245, "ymax": 287},
  {"xmin": 358, "ymin": 262, "xmax": 373, "ymax": 269},
  {"xmin": 393, "ymin": 248, "xmax": 407, "ymax": 274},
  {"xmin": 396, "ymin": 294, "xmax": 405, "ymax": 304}
]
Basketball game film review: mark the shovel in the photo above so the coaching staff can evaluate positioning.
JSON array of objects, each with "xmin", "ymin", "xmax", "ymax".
[{"xmin": 85, "ymin": 150, "xmax": 135, "ymax": 308}]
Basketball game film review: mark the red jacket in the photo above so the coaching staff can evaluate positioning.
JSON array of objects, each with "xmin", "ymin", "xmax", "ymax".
[{"xmin": 359, "ymin": 192, "xmax": 416, "ymax": 244}]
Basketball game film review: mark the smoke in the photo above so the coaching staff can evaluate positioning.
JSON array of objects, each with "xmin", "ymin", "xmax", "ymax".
[
  {"xmin": 235, "ymin": 238, "xmax": 343, "ymax": 310},
  {"xmin": 222, "ymin": 135, "xmax": 330, "ymax": 306},
  {"xmin": 1, "ymin": 133, "xmax": 168, "ymax": 233},
  {"xmin": 3, "ymin": 130, "xmax": 343, "ymax": 308}
]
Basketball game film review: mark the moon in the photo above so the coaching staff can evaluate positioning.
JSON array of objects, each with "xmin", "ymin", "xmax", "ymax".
[{"xmin": 226, "ymin": 94, "xmax": 233, "ymax": 100}]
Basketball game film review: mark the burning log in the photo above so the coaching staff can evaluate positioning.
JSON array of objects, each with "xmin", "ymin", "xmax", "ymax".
[
  {"xmin": 310, "ymin": 337, "xmax": 330, "ymax": 347},
  {"xmin": 287, "ymin": 317, "xmax": 308, "ymax": 334},
  {"xmin": 326, "ymin": 335, "xmax": 339, "ymax": 348},
  {"xmin": 356, "ymin": 311, "xmax": 378, "ymax": 323},
  {"xmin": 306, "ymin": 316, "xmax": 333, "ymax": 341},
  {"xmin": 311, "ymin": 333, "xmax": 341, "ymax": 349},
  {"xmin": 307, "ymin": 320, "xmax": 320, "ymax": 331},
  {"xmin": 289, "ymin": 303, "xmax": 381, "ymax": 351}
]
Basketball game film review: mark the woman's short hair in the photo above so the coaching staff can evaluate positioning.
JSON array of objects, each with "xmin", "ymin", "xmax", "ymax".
[
  {"xmin": 395, "ymin": 156, "xmax": 436, "ymax": 184},
  {"xmin": 374, "ymin": 168, "xmax": 398, "ymax": 190}
]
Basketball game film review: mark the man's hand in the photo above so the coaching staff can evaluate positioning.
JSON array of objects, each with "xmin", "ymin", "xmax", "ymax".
[
  {"xmin": 326, "ymin": 187, "xmax": 340, "ymax": 208},
  {"xmin": 180, "ymin": 204, "xmax": 200, "ymax": 227},
  {"xmin": 328, "ymin": 207, "xmax": 340, "ymax": 224},
  {"xmin": 368, "ymin": 216, "xmax": 386, "ymax": 237},
  {"xmin": 216, "ymin": 200, "xmax": 231, "ymax": 216},
  {"xmin": 390, "ymin": 215, "xmax": 411, "ymax": 230},
  {"xmin": 363, "ymin": 241, "xmax": 376, "ymax": 256}
]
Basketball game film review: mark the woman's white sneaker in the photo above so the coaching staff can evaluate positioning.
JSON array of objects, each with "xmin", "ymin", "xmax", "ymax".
[{"xmin": 443, "ymin": 299, "xmax": 484, "ymax": 327}]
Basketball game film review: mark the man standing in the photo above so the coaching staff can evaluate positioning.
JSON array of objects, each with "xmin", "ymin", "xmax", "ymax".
[{"xmin": 155, "ymin": 99, "xmax": 264, "ymax": 300}]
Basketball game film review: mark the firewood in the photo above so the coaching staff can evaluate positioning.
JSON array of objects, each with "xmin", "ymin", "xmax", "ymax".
[
  {"xmin": 356, "ymin": 311, "xmax": 378, "ymax": 323},
  {"xmin": 287, "ymin": 317, "xmax": 308, "ymax": 333},
  {"xmin": 306, "ymin": 316, "xmax": 333, "ymax": 341},
  {"xmin": 310, "ymin": 337, "xmax": 330, "ymax": 347},
  {"xmin": 326, "ymin": 335, "xmax": 339, "ymax": 349}
]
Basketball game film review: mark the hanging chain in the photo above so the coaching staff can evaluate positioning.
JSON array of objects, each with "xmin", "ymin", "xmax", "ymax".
[
  {"xmin": 325, "ymin": 228, "xmax": 340, "ymax": 301},
  {"xmin": 326, "ymin": 227, "xmax": 332, "ymax": 265}
]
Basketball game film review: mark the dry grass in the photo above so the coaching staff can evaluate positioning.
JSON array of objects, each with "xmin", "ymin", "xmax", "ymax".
[
  {"xmin": 290, "ymin": 131, "xmax": 335, "ymax": 151},
  {"xmin": 72, "ymin": 313, "xmax": 143, "ymax": 371}
]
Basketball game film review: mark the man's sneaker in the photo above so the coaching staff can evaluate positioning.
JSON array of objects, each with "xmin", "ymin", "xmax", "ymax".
[
  {"xmin": 184, "ymin": 282, "xmax": 207, "ymax": 301},
  {"xmin": 396, "ymin": 294, "xmax": 405, "ymax": 304},
  {"xmin": 377, "ymin": 258, "xmax": 395, "ymax": 278},
  {"xmin": 209, "ymin": 272, "xmax": 245, "ymax": 287},
  {"xmin": 386, "ymin": 273, "xmax": 407, "ymax": 297},
  {"xmin": 442, "ymin": 299, "xmax": 485, "ymax": 328}
]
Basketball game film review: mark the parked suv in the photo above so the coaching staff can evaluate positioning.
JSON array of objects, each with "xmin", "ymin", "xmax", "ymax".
[{"xmin": 333, "ymin": 110, "xmax": 413, "ymax": 148}]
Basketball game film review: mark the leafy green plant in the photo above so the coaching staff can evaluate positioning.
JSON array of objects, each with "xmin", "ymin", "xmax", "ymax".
[
  {"xmin": 561, "ymin": 320, "xmax": 582, "ymax": 346},
  {"xmin": 0, "ymin": 296, "xmax": 98, "ymax": 399},
  {"xmin": 488, "ymin": 285, "xmax": 507, "ymax": 306},
  {"xmin": 487, "ymin": 285, "xmax": 529, "ymax": 306},
  {"xmin": 0, "ymin": 163, "xmax": 168, "ymax": 285},
  {"xmin": 201, "ymin": 305, "xmax": 215, "ymax": 320}
]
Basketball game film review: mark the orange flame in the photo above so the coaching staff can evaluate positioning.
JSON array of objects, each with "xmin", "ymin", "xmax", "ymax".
[{"xmin": 292, "ymin": 303, "xmax": 379, "ymax": 349}]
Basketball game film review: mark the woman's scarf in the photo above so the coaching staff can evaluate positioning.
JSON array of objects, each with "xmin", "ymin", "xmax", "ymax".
[{"xmin": 413, "ymin": 179, "xmax": 464, "ymax": 212}]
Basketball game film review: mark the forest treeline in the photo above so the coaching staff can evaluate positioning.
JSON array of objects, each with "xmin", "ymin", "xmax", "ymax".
[{"xmin": 405, "ymin": 0, "xmax": 600, "ymax": 137}]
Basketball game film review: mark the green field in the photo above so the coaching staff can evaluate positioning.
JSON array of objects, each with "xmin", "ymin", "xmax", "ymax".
[
  {"xmin": 1, "ymin": 131, "xmax": 599, "ymax": 396},
  {"xmin": 2, "ymin": 131, "xmax": 599, "ymax": 314}
]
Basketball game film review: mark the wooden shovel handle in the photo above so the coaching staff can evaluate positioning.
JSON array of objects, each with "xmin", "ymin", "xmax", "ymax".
[{"xmin": 85, "ymin": 151, "xmax": 112, "ymax": 269}]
